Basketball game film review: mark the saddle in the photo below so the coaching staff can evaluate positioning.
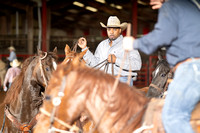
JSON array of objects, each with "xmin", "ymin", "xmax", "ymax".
[{"xmin": 139, "ymin": 98, "xmax": 200, "ymax": 133}]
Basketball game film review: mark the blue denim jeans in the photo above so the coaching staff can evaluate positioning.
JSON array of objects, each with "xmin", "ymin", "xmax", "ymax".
[
  {"xmin": 162, "ymin": 58, "xmax": 200, "ymax": 133},
  {"xmin": 119, "ymin": 76, "xmax": 133, "ymax": 86}
]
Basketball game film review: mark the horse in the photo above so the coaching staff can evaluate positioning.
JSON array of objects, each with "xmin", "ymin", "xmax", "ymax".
[
  {"xmin": 1, "ymin": 48, "xmax": 58, "ymax": 133},
  {"xmin": 146, "ymin": 53, "xmax": 170, "ymax": 98},
  {"xmin": 0, "ymin": 59, "xmax": 6, "ymax": 89},
  {"xmin": 33, "ymin": 59, "xmax": 150, "ymax": 133},
  {"xmin": 34, "ymin": 57, "xmax": 200, "ymax": 133}
]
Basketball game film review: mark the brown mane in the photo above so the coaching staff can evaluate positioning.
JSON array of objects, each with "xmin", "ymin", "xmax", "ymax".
[{"xmin": 3, "ymin": 56, "xmax": 35, "ymax": 105}]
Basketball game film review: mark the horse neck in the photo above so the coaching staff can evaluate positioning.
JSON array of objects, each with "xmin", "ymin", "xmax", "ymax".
[
  {"xmin": 86, "ymin": 86, "xmax": 148, "ymax": 132},
  {"xmin": 9, "ymin": 59, "xmax": 40, "ymax": 123}
]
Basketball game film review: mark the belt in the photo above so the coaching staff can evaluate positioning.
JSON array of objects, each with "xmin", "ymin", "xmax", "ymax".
[
  {"xmin": 173, "ymin": 57, "xmax": 200, "ymax": 72},
  {"xmin": 114, "ymin": 75, "xmax": 135, "ymax": 78}
]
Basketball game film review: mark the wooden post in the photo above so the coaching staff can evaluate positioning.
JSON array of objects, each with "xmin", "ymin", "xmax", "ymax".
[
  {"xmin": 0, "ymin": 16, "xmax": 7, "ymax": 35},
  {"xmin": 42, "ymin": 0, "xmax": 47, "ymax": 51},
  {"xmin": 46, "ymin": 8, "xmax": 51, "ymax": 52},
  {"xmin": 126, "ymin": 23, "xmax": 131, "ymax": 36},
  {"xmin": 27, "ymin": 6, "xmax": 33, "ymax": 54}
]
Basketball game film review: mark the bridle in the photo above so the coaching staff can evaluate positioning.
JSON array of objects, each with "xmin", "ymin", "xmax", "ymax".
[
  {"xmin": 149, "ymin": 70, "xmax": 173, "ymax": 98},
  {"xmin": 39, "ymin": 52, "xmax": 48, "ymax": 87},
  {"xmin": 39, "ymin": 76, "xmax": 82, "ymax": 133},
  {"xmin": 3, "ymin": 106, "xmax": 40, "ymax": 133},
  {"xmin": 0, "ymin": 53, "xmax": 52, "ymax": 133},
  {"xmin": 149, "ymin": 83, "xmax": 163, "ymax": 94}
]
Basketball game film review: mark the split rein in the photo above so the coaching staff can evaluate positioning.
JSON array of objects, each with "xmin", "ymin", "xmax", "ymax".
[{"xmin": 93, "ymin": 56, "xmax": 114, "ymax": 76}]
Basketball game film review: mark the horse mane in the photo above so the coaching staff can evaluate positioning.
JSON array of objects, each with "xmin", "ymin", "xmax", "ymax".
[
  {"xmin": 157, "ymin": 59, "xmax": 170, "ymax": 74},
  {"xmin": 3, "ymin": 56, "xmax": 36, "ymax": 105}
]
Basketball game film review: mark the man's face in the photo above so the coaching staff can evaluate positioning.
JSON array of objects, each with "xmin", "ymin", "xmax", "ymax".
[{"xmin": 107, "ymin": 27, "xmax": 121, "ymax": 41}]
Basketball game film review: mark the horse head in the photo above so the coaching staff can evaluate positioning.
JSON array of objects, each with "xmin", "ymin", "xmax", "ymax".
[
  {"xmin": 2, "ymin": 48, "xmax": 58, "ymax": 133},
  {"xmin": 147, "ymin": 52, "xmax": 170, "ymax": 98},
  {"xmin": 36, "ymin": 47, "xmax": 58, "ymax": 88},
  {"xmin": 62, "ymin": 44, "xmax": 87, "ymax": 65},
  {"xmin": 33, "ymin": 49, "xmax": 88, "ymax": 132}
]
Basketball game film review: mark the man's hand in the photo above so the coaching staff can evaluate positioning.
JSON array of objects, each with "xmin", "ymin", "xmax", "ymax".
[
  {"xmin": 123, "ymin": 36, "xmax": 134, "ymax": 51},
  {"xmin": 150, "ymin": 0, "xmax": 164, "ymax": 9},
  {"xmin": 3, "ymin": 86, "xmax": 7, "ymax": 91},
  {"xmin": 108, "ymin": 54, "xmax": 116, "ymax": 63},
  {"xmin": 78, "ymin": 37, "xmax": 87, "ymax": 49}
]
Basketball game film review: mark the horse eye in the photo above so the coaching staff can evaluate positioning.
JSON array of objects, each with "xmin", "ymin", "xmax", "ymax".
[
  {"xmin": 161, "ymin": 73, "xmax": 166, "ymax": 77},
  {"xmin": 46, "ymin": 67, "xmax": 49, "ymax": 71}
]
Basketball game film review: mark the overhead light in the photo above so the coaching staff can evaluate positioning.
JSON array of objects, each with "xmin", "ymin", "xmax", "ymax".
[
  {"xmin": 116, "ymin": 5, "xmax": 123, "ymax": 9},
  {"xmin": 137, "ymin": 0, "xmax": 148, "ymax": 5},
  {"xmin": 64, "ymin": 16, "xmax": 74, "ymax": 21},
  {"xmin": 95, "ymin": 0, "xmax": 105, "ymax": 4},
  {"xmin": 67, "ymin": 9, "xmax": 79, "ymax": 14},
  {"xmin": 52, "ymin": 12, "xmax": 61, "ymax": 16},
  {"xmin": 73, "ymin": 1, "xmax": 84, "ymax": 7},
  {"xmin": 78, "ymin": 21, "xmax": 86, "ymax": 25},
  {"xmin": 110, "ymin": 3, "xmax": 123, "ymax": 10},
  {"xmin": 86, "ymin": 6, "xmax": 98, "ymax": 12},
  {"xmin": 110, "ymin": 3, "xmax": 115, "ymax": 8},
  {"xmin": 82, "ymin": 14, "xmax": 91, "ymax": 18}
]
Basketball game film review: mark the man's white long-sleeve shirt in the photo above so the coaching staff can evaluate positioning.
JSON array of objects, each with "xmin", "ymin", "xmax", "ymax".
[{"xmin": 83, "ymin": 35, "xmax": 142, "ymax": 77}]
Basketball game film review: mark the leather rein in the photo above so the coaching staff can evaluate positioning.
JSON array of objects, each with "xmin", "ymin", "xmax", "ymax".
[{"xmin": 4, "ymin": 106, "xmax": 40, "ymax": 132}]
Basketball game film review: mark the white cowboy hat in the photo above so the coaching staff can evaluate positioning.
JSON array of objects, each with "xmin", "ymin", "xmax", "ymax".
[
  {"xmin": 10, "ymin": 59, "xmax": 21, "ymax": 67},
  {"xmin": 8, "ymin": 46, "xmax": 15, "ymax": 51},
  {"xmin": 100, "ymin": 16, "xmax": 128, "ymax": 31}
]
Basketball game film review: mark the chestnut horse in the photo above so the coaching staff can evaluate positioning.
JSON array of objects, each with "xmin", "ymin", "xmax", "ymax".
[
  {"xmin": 34, "ymin": 59, "xmax": 149, "ymax": 133},
  {"xmin": 34, "ymin": 56, "xmax": 200, "ymax": 133},
  {"xmin": 0, "ymin": 48, "xmax": 57, "ymax": 133}
]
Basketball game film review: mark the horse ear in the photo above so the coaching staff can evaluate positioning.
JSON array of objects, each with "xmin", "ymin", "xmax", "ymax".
[
  {"xmin": 53, "ymin": 47, "xmax": 57, "ymax": 54},
  {"xmin": 158, "ymin": 51, "xmax": 163, "ymax": 61},
  {"xmin": 64, "ymin": 44, "xmax": 71, "ymax": 55}
]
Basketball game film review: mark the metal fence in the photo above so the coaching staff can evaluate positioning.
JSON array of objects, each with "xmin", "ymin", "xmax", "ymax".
[{"xmin": 0, "ymin": 54, "xmax": 159, "ymax": 88}]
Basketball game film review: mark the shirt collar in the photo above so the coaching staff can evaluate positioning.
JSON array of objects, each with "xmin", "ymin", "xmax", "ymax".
[{"xmin": 107, "ymin": 35, "xmax": 123, "ymax": 46}]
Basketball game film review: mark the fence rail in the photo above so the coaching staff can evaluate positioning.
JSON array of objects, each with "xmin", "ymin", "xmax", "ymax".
[{"xmin": 0, "ymin": 54, "xmax": 159, "ymax": 88}]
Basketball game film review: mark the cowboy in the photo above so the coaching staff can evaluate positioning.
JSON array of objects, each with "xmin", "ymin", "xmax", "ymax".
[
  {"xmin": 78, "ymin": 16, "xmax": 142, "ymax": 86},
  {"xmin": 3, "ymin": 59, "xmax": 21, "ymax": 91},
  {"xmin": 123, "ymin": 0, "xmax": 200, "ymax": 132},
  {"xmin": 7, "ymin": 46, "xmax": 17, "ymax": 69}
]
